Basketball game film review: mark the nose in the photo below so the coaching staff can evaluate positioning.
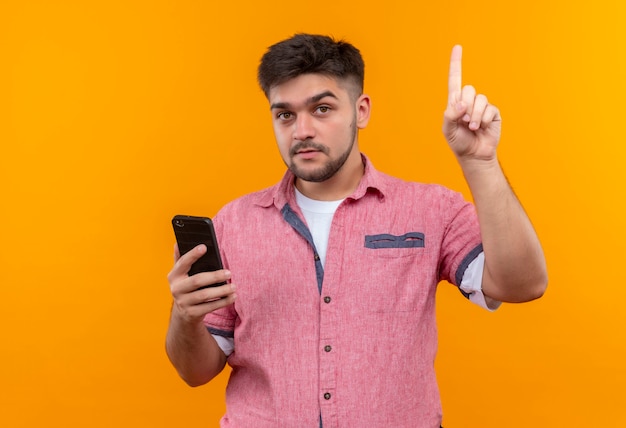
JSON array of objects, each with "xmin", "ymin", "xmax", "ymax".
[{"xmin": 293, "ymin": 114, "xmax": 315, "ymax": 141}]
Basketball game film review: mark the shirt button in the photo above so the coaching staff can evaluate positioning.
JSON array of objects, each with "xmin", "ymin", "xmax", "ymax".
[
  {"xmin": 324, "ymin": 392, "xmax": 331, "ymax": 400},
  {"xmin": 324, "ymin": 345, "xmax": 332, "ymax": 352},
  {"xmin": 314, "ymin": 253, "xmax": 320, "ymax": 261},
  {"xmin": 324, "ymin": 296, "xmax": 331, "ymax": 304}
]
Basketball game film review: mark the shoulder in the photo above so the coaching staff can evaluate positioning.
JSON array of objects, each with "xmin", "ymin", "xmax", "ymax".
[
  {"xmin": 366, "ymin": 170, "xmax": 475, "ymax": 231},
  {"xmin": 217, "ymin": 184, "xmax": 276, "ymax": 215},
  {"xmin": 377, "ymin": 170, "xmax": 466, "ymax": 204},
  {"xmin": 213, "ymin": 180, "xmax": 287, "ymax": 230}
]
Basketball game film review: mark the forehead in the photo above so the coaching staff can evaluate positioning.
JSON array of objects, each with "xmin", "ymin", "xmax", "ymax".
[{"xmin": 268, "ymin": 73, "xmax": 353, "ymax": 106}]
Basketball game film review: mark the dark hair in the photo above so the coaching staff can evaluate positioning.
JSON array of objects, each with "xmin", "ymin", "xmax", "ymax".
[{"xmin": 257, "ymin": 33, "xmax": 364, "ymax": 98}]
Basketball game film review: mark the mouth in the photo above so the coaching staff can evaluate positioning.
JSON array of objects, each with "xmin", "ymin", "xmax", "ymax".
[
  {"xmin": 296, "ymin": 148, "xmax": 320, "ymax": 154},
  {"xmin": 290, "ymin": 141, "xmax": 328, "ymax": 158},
  {"xmin": 294, "ymin": 149, "xmax": 321, "ymax": 160}
]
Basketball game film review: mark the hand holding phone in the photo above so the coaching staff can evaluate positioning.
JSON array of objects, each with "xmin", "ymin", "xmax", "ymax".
[{"xmin": 172, "ymin": 215, "xmax": 226, "ymax": 288}]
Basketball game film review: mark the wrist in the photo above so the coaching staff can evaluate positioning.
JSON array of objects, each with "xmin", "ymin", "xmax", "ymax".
[
  {"xmin": 457, "ymin": 155, "xmax": 501, "ymax": 176},
  {"xmin": 171, "ymin": 301, "xmax": 207, "ymax": 327},
  {"xmin": 457, "ymin": 156, "xmax": 511, "ymax": 202}
]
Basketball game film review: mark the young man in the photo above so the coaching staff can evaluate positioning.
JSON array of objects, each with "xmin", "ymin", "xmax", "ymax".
[{"xmin": 166, "ymin": 34, "xmax": 547, "ymax": 428}]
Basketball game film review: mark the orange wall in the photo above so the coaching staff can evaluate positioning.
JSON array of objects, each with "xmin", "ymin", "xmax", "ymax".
[{"xmin": 1, "ymin": 1, "xmax": 625, "ymax": 427}]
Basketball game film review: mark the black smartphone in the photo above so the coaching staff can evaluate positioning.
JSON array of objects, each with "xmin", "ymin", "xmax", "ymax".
[{"xmin": 171, "ymin": 215, "xmax": 226, "ymax": 287}]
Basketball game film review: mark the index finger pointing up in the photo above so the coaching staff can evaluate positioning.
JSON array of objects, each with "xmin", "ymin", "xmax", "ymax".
[{"xmin": 448, "ymin": 45, "xmax": 463, "ymax": 104}]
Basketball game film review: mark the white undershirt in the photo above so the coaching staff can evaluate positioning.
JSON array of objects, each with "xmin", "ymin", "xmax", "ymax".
[
  {"xmin": 294, "ymin": 188, "xmax": 344, "ymax": 267},
  {"xmin": 212, "ymin": 189, "xmax": 497, "ymax": 357}
]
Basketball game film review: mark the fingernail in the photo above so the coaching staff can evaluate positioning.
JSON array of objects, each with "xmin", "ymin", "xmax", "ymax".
[
  {"xmin": 463, "ymin": 114, "xmax": 470, "ymax": 122},
  {"xmin": 223, "ymin": 270, "xmax": 232, "ymax": 279},
  {"xmin": 470, "ymin": 121, "xmax": 478, "ymax": 130}
]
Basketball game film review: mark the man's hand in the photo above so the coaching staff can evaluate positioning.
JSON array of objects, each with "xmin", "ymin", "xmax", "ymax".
[
  {"xmin": 166, "ymin": 243, "xmax": 235, "ymax": 386},
  {"xmin": 168, "ymin": 243, "xmax": 236, "ymax": 324},
  {"xmin": 443, "ymin": 45, "xmax": 501, "ymax": 163}
]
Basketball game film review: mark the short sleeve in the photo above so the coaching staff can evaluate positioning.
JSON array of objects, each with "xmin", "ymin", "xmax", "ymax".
[
  {"xmin": 438, "ymin": 190, "xmax": 483, "ymax": 286},
  {"xmin": 202, "ymin": 209, "xmax": 237, "ymax": 337}
]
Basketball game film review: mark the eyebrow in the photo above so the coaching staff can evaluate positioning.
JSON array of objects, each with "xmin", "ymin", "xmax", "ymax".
[{"xmin": 270, "ymin": 90, "xmax": 338, "ymax": 110}]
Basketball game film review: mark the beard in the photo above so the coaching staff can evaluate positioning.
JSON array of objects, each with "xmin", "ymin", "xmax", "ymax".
[{"xmin": 287, "ymin": 119, "xmax": 357, "ymax": 183}]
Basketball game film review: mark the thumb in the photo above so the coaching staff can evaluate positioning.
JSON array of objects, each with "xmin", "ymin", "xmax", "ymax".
[
  {"xmin": 442, "ymin": 101, "xmax": 466, "ymax": 138},
  {"xmin": 445, "ymin": 99, "xmax": 467, "ymax": 123}
]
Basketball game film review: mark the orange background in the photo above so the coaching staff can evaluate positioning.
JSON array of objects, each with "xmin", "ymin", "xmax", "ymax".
[{"xmin": 1, "ymin": 1, "xmax": 625, "ymax": 427}]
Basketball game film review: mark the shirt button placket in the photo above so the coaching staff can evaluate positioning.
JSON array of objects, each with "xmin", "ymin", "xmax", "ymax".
[
  {"xmin": 319, "ymin": 293, "xmax": 336, "ymax": 426},
  {"xmin": 323, "ymin": 343, "xmax": 333, "ymax": 403}
]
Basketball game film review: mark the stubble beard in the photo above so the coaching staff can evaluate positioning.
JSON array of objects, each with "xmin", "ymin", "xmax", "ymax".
[{"xmin": 287, "ymin": 119, "xmax": 357, "ymax": 183}]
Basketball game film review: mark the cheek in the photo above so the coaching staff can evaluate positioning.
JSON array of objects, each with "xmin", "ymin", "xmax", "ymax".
[{"xmin": 273, "ymin": 125, "xmax": 292, "ymax": 157}]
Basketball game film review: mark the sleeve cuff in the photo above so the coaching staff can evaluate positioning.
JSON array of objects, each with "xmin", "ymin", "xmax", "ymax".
[{"xmin": 460, "ymin": 251, "xmax": 501, "ymax": 311}]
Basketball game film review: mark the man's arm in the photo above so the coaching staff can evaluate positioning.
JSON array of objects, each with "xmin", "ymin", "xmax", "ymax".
[
  {"xmin": 443, "ymin": 45, "xmax": 548, "ymax": 303},
  {"xmin": 165, "ymin": 244, "xmax": 237, "ymax": 386}
]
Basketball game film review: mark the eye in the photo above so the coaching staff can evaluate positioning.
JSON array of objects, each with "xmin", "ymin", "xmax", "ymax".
[
  {"xmin": 277, "ymin": 111, "xmax": 293, "ymax": 120},
  {"xmin": 316, "ymin": 105, "xmax": 330, "ymax": 114}
]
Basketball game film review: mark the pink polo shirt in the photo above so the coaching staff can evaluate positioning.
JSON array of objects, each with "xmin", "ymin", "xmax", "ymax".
[{"xmin": 205, "ymin": 155, "xmax": 482, "ymax": 428}]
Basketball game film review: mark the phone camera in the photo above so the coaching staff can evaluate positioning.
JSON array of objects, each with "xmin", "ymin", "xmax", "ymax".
[{"xmin": 174, "ymin": 219, "xmax": 184, "ymax": 227}]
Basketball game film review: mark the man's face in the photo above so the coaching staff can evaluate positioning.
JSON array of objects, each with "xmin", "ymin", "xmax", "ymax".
[{"xmin": 268, "ymin": 74, "xmax": 370, "ymax": 183}]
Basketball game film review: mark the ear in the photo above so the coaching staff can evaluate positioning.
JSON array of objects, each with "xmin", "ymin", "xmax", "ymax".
[{"xmin": 355, "ymin": 94, "xmax": 371, "ymax": 129}]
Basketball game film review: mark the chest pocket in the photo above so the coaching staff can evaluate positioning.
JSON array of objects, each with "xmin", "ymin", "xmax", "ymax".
[{"xmin": 359, "ymin": 232, "xmax": 433, "ymax": 312}]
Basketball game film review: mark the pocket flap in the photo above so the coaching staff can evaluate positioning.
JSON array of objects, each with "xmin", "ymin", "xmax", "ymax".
[{"xmin": 364, "ymin": 232, "xmax": 425, "ymax": 249}]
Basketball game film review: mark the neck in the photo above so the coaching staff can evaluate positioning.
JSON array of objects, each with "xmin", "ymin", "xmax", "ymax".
[{"xmin": 295, "ymin": 150, "xmax": 364, "ymax": 201}]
